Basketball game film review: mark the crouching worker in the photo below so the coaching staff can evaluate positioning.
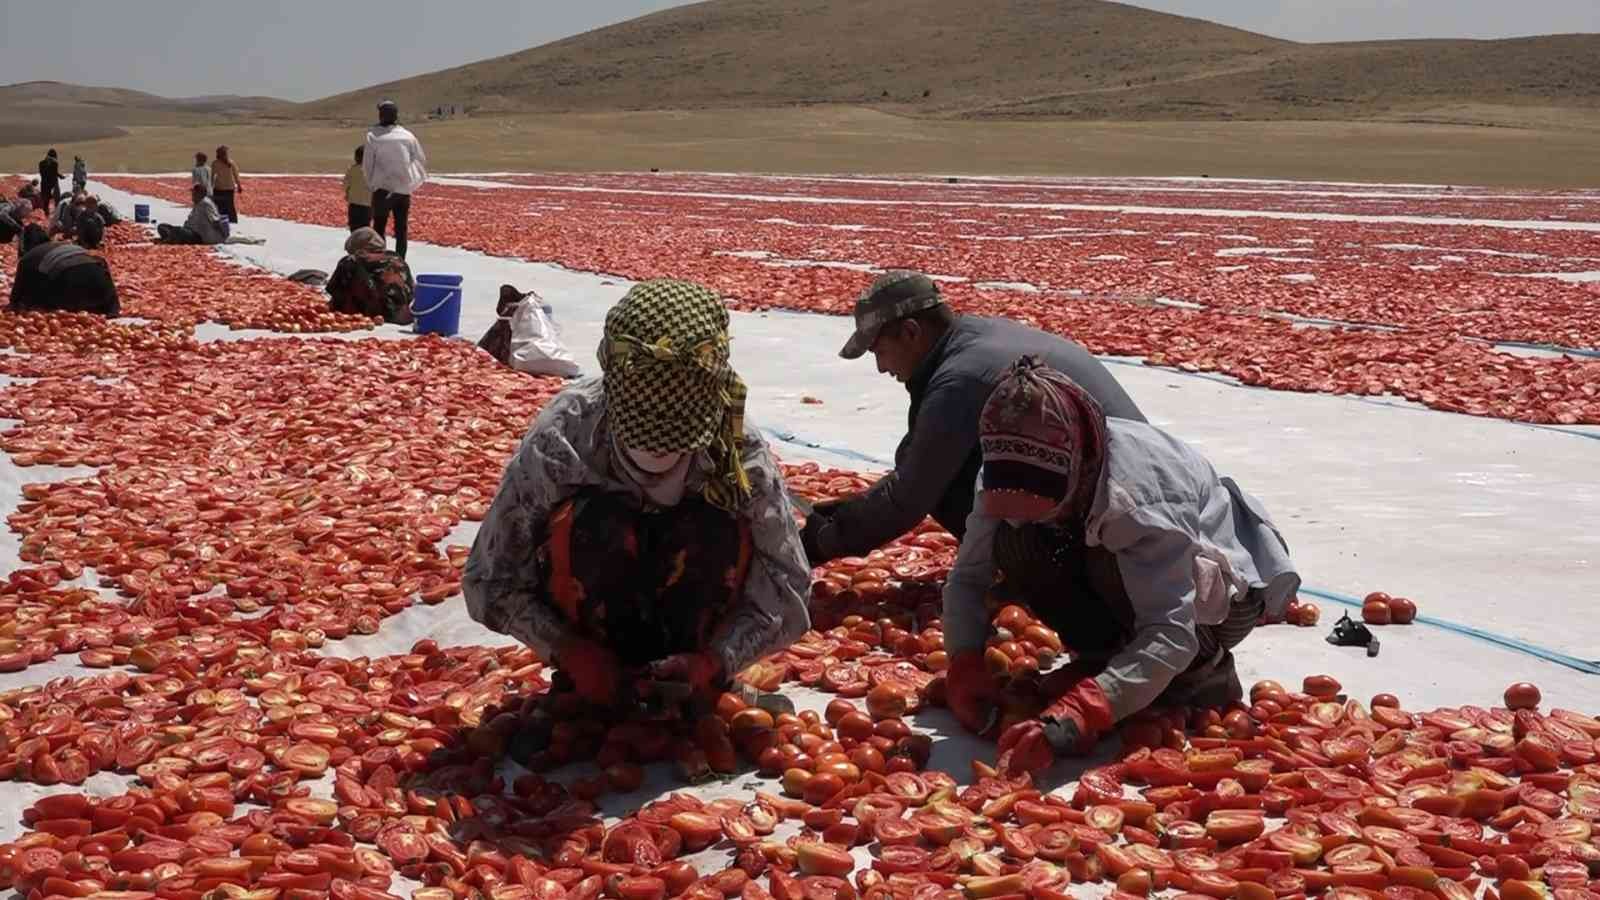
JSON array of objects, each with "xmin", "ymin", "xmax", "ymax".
[
  {"xmin": 326, "ymin": 227, "xmax": 414, "ymax": 324},
  {"xmin": 9, "ymin": 225, "xmax": 119, "ymax": 316},
  {"xmin": 464, "ymin": 279, "xmax": 811, "ymax": 714},
  {"xmin": 157, "ymin": 185, "xmax": 229, "ymax": 245},
  {"xmin": 942, "ymin": 357, "xmax": 1298, "ymax": 774}
]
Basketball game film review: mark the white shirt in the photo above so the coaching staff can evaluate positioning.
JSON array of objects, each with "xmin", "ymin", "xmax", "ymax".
[{"xmin": 363, "ymin": 125, "xmax": 428, "ymax": 195}]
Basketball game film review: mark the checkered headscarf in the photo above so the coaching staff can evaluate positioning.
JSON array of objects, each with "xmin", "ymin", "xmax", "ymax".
[
  {"xmin": 599, "ymin": 280, "xmax": 750, "ymax": 511},
  {"xmin": 978, "ymin": 355, "xmax": 1108, "ymax": 528}
]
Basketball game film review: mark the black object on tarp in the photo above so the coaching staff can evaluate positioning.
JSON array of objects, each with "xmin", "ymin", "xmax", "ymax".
[{"xmin": 1327, "ymin": 613, "xmax": 1381, "ymax": 658}]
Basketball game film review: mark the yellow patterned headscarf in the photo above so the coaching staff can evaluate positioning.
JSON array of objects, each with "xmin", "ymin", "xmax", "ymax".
[{"xmin": 599, "ymin": 279, "xmax": 750, "ymax": 511}]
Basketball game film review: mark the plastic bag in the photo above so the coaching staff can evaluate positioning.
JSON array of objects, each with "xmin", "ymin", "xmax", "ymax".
[{"xmin": 508, "ymin": 297, "xmax": 581, "ymax": 378}]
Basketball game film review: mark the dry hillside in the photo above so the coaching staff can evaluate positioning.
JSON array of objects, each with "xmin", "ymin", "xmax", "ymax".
[
  {"xmin": 293, "ymin": 0, "xmax": 1600, "ymax": 123},
  {"xmin": 0, "ymin": 82, "xmax": 287, "ymax": 146}
]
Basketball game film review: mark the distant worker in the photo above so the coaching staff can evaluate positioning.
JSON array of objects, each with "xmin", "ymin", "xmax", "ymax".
[
  {"xmin": 211, "ymin": 145, "xmax": 242, "ymax": 223},
  {"xmin": 156, "ymin": 185, "xmax": 230, "ymax": 245},
  {"xmin": 9, "ymin": 224, "xmax": 120, "ymax": 316},
  {"xmin": 326, "ymin": 227, "xmax": 415, "ymax": 324},
  {"xmin": 800, "ymin": 270, "xmax": 1146, "ymax": 566},
  {"xmin": 343, "ymin": 146, "xmax": 372, "ymax": 231},
  {"xmin": 192, "ymin": 152, "xmax": 213, "ymax": 197},
  {"xmin": 49, "ymin": 192, "xmax": 91, "ymax": 238},
  {"xmin": 364, "ymin": 99, "xmax": 427, "ymax": 259},
  {"xmin": 72, "ymin": 156, "xmax": 88, "ymax": 194},
  {"xmin": 37, "ymin": 149, "xmax": 63, "ymax": 213}
]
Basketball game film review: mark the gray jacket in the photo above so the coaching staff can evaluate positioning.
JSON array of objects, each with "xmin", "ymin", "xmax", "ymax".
[
  {"xmin": 812, "ymin": 315, "xmax": 1145, "ymax": 559},
  {"xmin": 463, "ymin": 378, "xmax": 812, "ymax": 677},
  {"xmin": 186, "ymin": 198, "xmax": 230, "ymax": 244},
  {"xmin": 943, "ymin": 418, "xmax": 1300, "ymax": 723}
]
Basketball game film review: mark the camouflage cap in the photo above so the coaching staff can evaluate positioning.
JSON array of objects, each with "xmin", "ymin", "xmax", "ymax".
[{"xmin": 838, "ymin": 270, "xmax": 944, "ymax": 360}]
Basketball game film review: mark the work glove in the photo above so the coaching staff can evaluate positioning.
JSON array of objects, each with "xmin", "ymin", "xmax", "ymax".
[
  {"xmin": 799, "ymin": 500, "xmax": 845, "ymax": 567},
  {"xmin": 998, "ymin": 676, "xmax": 1115, "ymax": 776},
  {"xmin": 648, "ymin": 652, "xmax": 725, "ymax": 694},
  {"xmin": 945, "ymin": 651, "xmax": 1002, "ymax": 737},
  {"xmin": 554, "ymin": 637, "xmax": 623, "ymax": 706}
]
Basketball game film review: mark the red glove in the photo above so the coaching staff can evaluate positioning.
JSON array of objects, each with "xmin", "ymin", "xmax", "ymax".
[
  {"xmin": 555, "ymin": 638, "xmax": 623, "ymax": 706},
  {"xmin": 649, "ymin": 652, "xmax": 724, "ymax": 693},
  {"xmin": 997, "ymin": 676, "xmax": 1115, "ymax": 775},
  {"xmin": 945, "ymin": 651, "xmax": 1001, "ymax": 737}
]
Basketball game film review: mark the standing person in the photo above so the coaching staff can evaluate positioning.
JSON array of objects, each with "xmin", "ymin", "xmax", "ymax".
[
  {"xmin": 464, "ymin": 280, "xmax": 811, "ymax": 712},
  {"xmin": 363, "ymin": 100, "xmax": 427, "ymax": 259},
  {"xmin": 72, "ymin": 156, "xmax": 88, "ymax": 194},
  {"xmin": 211, "ymin": 146, "xmax": 242, "ymax": 223},
  {"xmin": 800, "ymin": 270, "xmax": 1145, "ymax": 566},
  {"xmin": 941, "ymin": 357, "xmax": 1298, "ymax": 773},
  {"xmin": 191, "ymin": 152, "xmax": 213, "ymax": 197},
  {"xmin": 343, "ymin": 147, "xmax": 372, "ymax": 231},
  {"xmin": 37, "ymin": 149, "xmax": 63, "ymax": 213}
]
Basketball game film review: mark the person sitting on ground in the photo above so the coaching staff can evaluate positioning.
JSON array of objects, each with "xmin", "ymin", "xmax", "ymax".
[
  {"xmin": 191, "ymin": 151, "xmax": 213, "ymax": 197},
  {"xmin": 325, "ymin": 226, "xmax": 414, "ymax": 324},
  {"xmin": 464, "ymin": 279, "xmax": 811, "ymax": 713},
  {"xmin": 75, "ymin": 211, "xmax": 106, "ymax": 250},
  {"xmin": 93, "ymin": 196, "xmax": 120, "ymax": 226},
  {"xmin": 801, "ymin": 270, "xmax": 1146, "ymax": 567},
  {"xmin": 9, "ymin": 224, "xmax": 120, "ymax": 317},
  {"xmin": 343, "ymin": 146, "xmax": 371, "ymax": 231},
  {"xmin": 157, "ymin": 185, "xmax": 230, "ymax": 245},
  {"xmin": 941, "ymin": 357, "xmax": 1299, "ymax": 774},
  {"xmin": 49, "ymin": 191, "xmax": 91, "ymax": 238},
  {"xmin": 0, "ymin": 194, "xmax": 23, "ymax": 244}
]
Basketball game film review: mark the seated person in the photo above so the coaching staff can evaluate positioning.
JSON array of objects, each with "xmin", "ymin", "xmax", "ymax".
[
  {"xmin": 326, "ymin": 227, "xmax": 414, "ymax": 324},
  {"xmin": 463, "ymin": 279, "xmax": 811, "ymax": 711},
  {"xmin": 156, "ymin": 185, "xmax": 230, "ymax": 245},
  {"xmin": 9, "ymin": 225, "xmax": 120, "ymax": 317},
  {"xmin": 49, "ymin": 191, "xmax": 91, "ymax": 237},
  {"xmin": 942, "ymin": 357, "xmax": 1299, "ymax": 774},
  {"xmin": 91, "ymin": 196, "xmax": 120, "ymax": 225},
  {"xmin": 0, "ymin": 194, "xmax": 22, "ymax": 244}
]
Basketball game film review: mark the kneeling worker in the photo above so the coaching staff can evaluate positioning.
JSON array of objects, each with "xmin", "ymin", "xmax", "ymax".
[
  {"xmin": 9, "ymin": 224, "xmax": 119, "ymax": 316},
  {"xmin": 802, "ymin": 271, "xmax": 1146, "ymax": 566},
  {"xmin": 464, "ymin": 279, "xmax": 811, "ymax": 710},
  {"xmin": 943, "ymin": 357, "xmax": 1299, "ymax": 773}
]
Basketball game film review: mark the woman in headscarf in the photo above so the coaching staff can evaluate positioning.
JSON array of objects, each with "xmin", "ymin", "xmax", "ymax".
[
  {"xmin": 464, "ymin": 279, "xmax": 811, "ymax": 711},
  {"xmin": 9, "ymin": 224, "xmax": 120, "ymax": 317},
  {"xmin": 942, "ymin": 356, "xmax": 1299, "ymax": 775},
  {"xmin": 325, "ymin": 226, "xmax": 414, "ymax": 324}
]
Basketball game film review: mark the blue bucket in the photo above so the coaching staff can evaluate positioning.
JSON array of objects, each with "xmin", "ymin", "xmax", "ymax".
[
  {"xmin": 134, "ymin": 204, "xmax": 150, "ymax": 224},
  {"xmin": 412, "ymin": 274, "xmax": 463, "ymax": 336}
]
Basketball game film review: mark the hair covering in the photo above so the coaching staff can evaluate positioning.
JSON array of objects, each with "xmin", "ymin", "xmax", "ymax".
[
  {"xmin": 345, "ymin": 227, "xmax": 385, "ymax": 254},
  {"xmin": 76, "ymin": 213, "xmax": 105, "ymax": 250},
  {"xmin": 598, "ymin": 279, "xmax": 749, "ymax": 511},
  {"xmin": 978, "ymin": 355, "xmax": 1109, "ymax": 527},
  {"xmin": 20, "ymin": 224, "xmax": 49, "ymax": 255}
]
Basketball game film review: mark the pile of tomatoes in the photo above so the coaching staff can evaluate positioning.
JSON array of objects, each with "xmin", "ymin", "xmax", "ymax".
[{"xmin": 99, "ymin": 174, "xmax": 1600, "ymax": 425}]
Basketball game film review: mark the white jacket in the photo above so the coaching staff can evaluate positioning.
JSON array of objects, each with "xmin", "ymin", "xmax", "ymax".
[{"xmin": 363, "ymin": 125, "xmax": 428, "ymax": 195}]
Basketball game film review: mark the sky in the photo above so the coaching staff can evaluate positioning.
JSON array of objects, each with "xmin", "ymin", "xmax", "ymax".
[{"xmin": 2, "ymin": 1, "xmax": 1598, "ymax": 103}]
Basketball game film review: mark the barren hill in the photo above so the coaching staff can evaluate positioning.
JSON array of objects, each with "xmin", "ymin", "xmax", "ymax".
[
  {"xmin": 294, "ymin": 0, "xmax": 1600, "ymax": 122},
  {"xmin": 0, "ymin": 81, "xmax": 288, "ymax": 146}
]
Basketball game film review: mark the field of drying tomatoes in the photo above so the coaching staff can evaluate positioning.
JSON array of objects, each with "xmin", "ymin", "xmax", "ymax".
[
  {"xmin": 99, "ymin": 175, "xmax": 1600, "ymax": 425},
  {"xmin": 0, "ymin": 178, "xmax": 1593, "ymax": 900}
]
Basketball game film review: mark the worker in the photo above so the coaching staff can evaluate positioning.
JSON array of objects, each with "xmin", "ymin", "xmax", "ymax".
[
  {"xmin": 343, "ymin": 146, "xmax": 372, "ymax": 231},
  {"xmin": 192, "ymin": 152, "xmax": 213, "ymax": 197},
  {"xmin": 211, "ymin": 146, "xmax": 243, "ymax": 223},
  {"xmin": 941, "ymin": 357, "xmax": 1299, "ymax": 774},
  {"xmin": 326, "ymin": 227, "xmax": 414, "ymax": 324},
  {"xmin": 49, "ymin": 192, "xmax": 91, "ymax": 238},
  {"xmin": 156, "ymin": 185, "xmax": 230, "ymax": 245},
  {"xmin": 9, "ymin": 224, "xmax": 120, "ymax": 316},
  {"xmin": 464, "ymin": 279, "xmax": 811, "ymax": 710},
  {"xmin": 37, "ymin": 149, "xmax": 63, "ymax": 213},
  {"xmin": 364, "ymin": 100, "xmax": 427, "ymax": 259},
  {"xmin": 0, "ymin": 193, "xmax": 25, "ymax": 244},
  {"xmin": 801, "ymin": 270, "xmax": 1146, "ymax": 565},
  {"xmin": 72, "ymin": 155, "xmax": 87, "ymax": 194}
]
